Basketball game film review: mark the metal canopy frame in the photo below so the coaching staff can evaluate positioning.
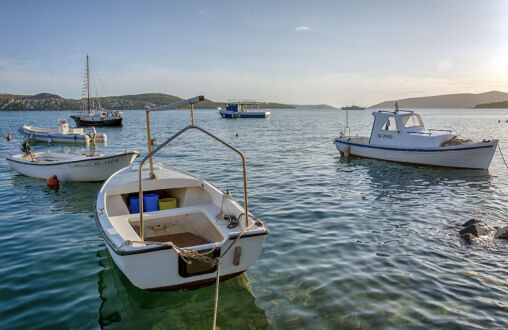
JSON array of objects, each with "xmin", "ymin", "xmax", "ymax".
[{"xmin": 138, "ymin": 96, "xmax": 249, "ymax": 242}]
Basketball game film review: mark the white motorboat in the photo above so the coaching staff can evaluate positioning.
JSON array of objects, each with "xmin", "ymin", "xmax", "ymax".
[
  {"xmin": 7, "ymin": 150, "xmax": 138, "ymax": 181},
  {"xmin": 19, "ymin": 119, "xmax": 107, "ymax": 144},
  {"xmin": 95, "ymin": 96, "xmax": 268, "ymax": 291},
  {"xmin": 219, "ymin": 101, "xmax": 270, "ymax": 118},
  {"xmin": 335, "ymin": 104, "xmax": 498, "ymax": 169}
]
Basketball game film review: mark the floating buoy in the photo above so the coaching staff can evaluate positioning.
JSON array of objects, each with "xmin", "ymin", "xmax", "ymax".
[
  {"xmin": 47, "ymin": 175, "xmax": 59, "ymax": 187},
  {"xmin": 235, "ymin": 132, "xmax": 239, "ymax": 137},
  {"xmin": 6, "ymin": 134, "xmax": 11, "ymax": 141},
  {"xmin": 150, "ymin": 138, "xmax": 156, "ymax": 146}
]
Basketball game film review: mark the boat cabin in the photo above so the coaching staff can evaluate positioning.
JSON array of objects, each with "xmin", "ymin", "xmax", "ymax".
[{"xmin": 369, "ymin": 110, "xmax": 455, "ymax": 148}]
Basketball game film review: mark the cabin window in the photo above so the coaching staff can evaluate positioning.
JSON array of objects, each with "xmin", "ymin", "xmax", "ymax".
[
  {"xmin": 381, "ymin": 117, "xmax": 398, "ymax": 132},
  {"xmin": 402, "ymin": 115, "xmax": 423, "ymax": 128}
]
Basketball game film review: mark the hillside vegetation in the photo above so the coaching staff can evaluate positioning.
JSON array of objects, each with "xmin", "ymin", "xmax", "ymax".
[{"xmin": 0, "ymin": 92, "xmax": 306, "ymax": 110}]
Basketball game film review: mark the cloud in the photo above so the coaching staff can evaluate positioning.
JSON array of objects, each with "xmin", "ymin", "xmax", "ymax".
[
  {"xmin": 294, "ymin": 26, "xmax": 311, "ymax": 32},
  {"xmin": 437, "ymin": 58, "xmax": 454, "ymax": 72},
  {"xmin": 198, "ymin": 10, "xmax": 206, "ymax": 15}
]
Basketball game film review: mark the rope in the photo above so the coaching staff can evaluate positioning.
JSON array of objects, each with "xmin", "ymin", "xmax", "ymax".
[
  {"xmin": 123, "ymin": 214, "xmax": 261, "ymax": 330},
  {"xmin": 280, "ymin": 138, "xmax": 332, "ymax": 152},
  {"xmin": 498, "ymin": 144, "xmax": 508, "ymax": 169}
]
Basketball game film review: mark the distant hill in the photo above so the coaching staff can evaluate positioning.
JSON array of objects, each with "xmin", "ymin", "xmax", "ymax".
[
  {"xmin": 0, "ymin": 92, "xmax": 336, "ymax": 110},
  {"xmin": 295, "ymin": 104, "xmax": 338, "ymax": 109},
  {"xmin": 474, "ymin": 101, "xmax": 508, "ymax": 109},
  {"xmin": 369, "ymin": 91, "xmax": 508, "ymax": 109}
]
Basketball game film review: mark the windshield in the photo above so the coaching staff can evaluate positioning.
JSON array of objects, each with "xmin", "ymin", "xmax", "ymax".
[{"xmin": 402, "ymin": 114, "xmax": 423, "ymax": 128}]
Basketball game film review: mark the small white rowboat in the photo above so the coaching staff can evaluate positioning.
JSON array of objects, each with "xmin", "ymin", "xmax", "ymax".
[
  {"xmin": 7, "ymin": 151, "xmax": 138, "ymax": 181},
  {"xmin": 19, "ymin": 120, "xmax": 107, "ymax": 144},
  {"xmin": 95, "ymin": 96, "xmax": 268, "ymax": 291}
]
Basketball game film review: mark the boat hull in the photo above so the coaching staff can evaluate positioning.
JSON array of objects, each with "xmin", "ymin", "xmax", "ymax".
[
  {"xmin": 71, "ymin": 115, "xmax": 123, "ymax": 127},
  {"xmin": 335, "ymin": 138, "xmax": 498, "ymax": 169},
  {"xmin": 95, "ymin": 165, "xmax": 268, "ymax": 291},
  {"xmin": 102, "ymin": 232, "xmax": 265, "ymax": 291},
  {"xmin": 6, "ymin": 151, "xmax": 138, "ymax": 181},
  {"xmin": 19, "ymin": 125, "xmax": 90, "ymax": 143},
  {"xmin": 219, "ymin": 110, "xmax": 270, "ymax": 118}
]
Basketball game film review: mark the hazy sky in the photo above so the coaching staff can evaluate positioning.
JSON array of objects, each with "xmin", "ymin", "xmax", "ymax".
[{"xmin": 1, "ymin": 0, "xmax": 507, "ymax": 106}]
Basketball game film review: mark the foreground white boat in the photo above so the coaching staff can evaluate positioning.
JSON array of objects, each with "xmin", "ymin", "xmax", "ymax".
[
  {"xmin": 19, "ymin": 119, "xmax": 107, "ymax": 144},
  {"xmin": 95, "ymin": 96, "xmax": 268, "ymax": 291},
  {"xmin": 335, "ymin": 107, "xmax": 498, "ymax": 169},
  {"xmin": 7, "ymin": 150, "xmax": 138, "ymax": 181}
]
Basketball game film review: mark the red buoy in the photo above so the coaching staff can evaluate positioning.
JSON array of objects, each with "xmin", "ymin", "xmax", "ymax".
[
  {"xmin": 6, "ymin": 134, "xmax": 11, "ymax": 141},
  {"xmin": 235, "ymin": 132, "xmax": 239, "ymax": 137},
  {"xmin": 151, "ymin": 138, "xmax": 156, "ymax": 146},
  {"xmin": 47, "ymin": 175, "xmax": 59, "ymax": 187}
]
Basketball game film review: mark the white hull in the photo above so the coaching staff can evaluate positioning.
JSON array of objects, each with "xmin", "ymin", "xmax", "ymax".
[
  {"xmin": 19, "ymin": 125, "xmax": 107, "ymax": 144},
  {"xmin": 95, "ymin": 165, "xmax": 268, "ymax": 291},
  {"xmin": 7, "ymin": 151, "xmax": 139, "ymax": 181},
  {"xmin": 335, "ymin": 137, "xmax": 498, "ymax": 169}
]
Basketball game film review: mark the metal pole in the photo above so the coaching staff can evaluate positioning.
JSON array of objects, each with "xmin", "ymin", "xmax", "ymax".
[
  {"xmin": 190, "ymin": 103, "xmax": 195, "ymax": 125},
  {"xmin": 146, "ymin": 110, "xmax": 155, "ymax": 179}
]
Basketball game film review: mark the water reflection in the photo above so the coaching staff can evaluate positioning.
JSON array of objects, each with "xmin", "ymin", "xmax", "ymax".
[
  {"xmin": 336, "ymin": 157, "xmax": 492, "ymax": 196},
  {"xmin": 96, "ymin": 248, "xmax": 268, "ymax": 329},
  {"xmin": 10, "ymin": 174, "xmax": 101, "ymax": 214}
]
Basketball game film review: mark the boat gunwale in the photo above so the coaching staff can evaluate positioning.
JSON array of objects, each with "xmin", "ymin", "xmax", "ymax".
[
  {"xmin": 6, "ymin": 151, "xmax": 139, "ymax": 166},
  {"xmin": 334, "ymin": 137, "xmax": 497, "ymax": 152},
  {"xmin": 95, "ymin": 165, "xmax": 268, "ymax": 256}
]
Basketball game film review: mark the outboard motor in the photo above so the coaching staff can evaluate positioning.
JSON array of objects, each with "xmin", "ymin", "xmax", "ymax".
[{"xmin": 86, "ymin": 127, "xmax": 97, "ymax": 143}]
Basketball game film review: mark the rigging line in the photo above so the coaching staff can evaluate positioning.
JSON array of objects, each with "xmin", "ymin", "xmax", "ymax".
[{"xmin": 91, "ymin": 65, "xmax": 109, "ymax": 96}]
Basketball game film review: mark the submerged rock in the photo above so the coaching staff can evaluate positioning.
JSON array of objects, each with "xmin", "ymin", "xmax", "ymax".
[
  {"xmin": 459, "ymin": 218, "xmax": 494, "ymax": 243},
  {"xmin": 459, "ymin": 223, "xmax": 490, "ymax": 237},
  {"xmin": 461, "ymin": 218, "xmax": 482, "ymax": 227},
  {"xmin": 494, "ymin": 227, "xmax": 508, "ymax": 240},
  {"xmin": 461, "ymin": 233, "xmax": 476, "ymax": 244}
]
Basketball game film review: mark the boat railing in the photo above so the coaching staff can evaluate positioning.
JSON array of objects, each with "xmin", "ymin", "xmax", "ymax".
[
  {"xmin": 138, "ymin": 96, "xmax": 250, "ymax": 242},
  {"xmin": 377, "ymin": 110, "xmax": 415, "ymax": 114},
  {"xmin": 428, "ymin": 128, "xmax": 453, "ymax": 133}
]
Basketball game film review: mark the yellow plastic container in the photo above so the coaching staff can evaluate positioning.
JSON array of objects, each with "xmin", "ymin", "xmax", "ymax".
[{"xmin": 159, "ymin": 197, "xmax": 178, "ymax": 210}]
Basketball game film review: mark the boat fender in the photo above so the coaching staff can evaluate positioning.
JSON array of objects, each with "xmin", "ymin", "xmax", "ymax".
[
  {"xmin": 47, "ymin": 175, "xmax": 59, "ymax": 187},
  {"xmin": 6, "ymin": 134, "xmax": 11, "ymax": 141}
]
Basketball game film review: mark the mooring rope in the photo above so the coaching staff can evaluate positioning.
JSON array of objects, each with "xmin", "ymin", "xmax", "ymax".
[
  {"xmin": 123, "ymin": 215, "xmax": 259, "ymax": 330},
  {"xmin": 280, "ymin": 138, "xmax": 332, "ymax": 152},
  {"xmin": 498, "ymin": 144, "xmax": 508, "ymax": 169}
]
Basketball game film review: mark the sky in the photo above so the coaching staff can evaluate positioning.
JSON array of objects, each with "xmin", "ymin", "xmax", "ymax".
[{"xmin": 1, "ymin": 0, "xmax": 507, "ymax": 107}]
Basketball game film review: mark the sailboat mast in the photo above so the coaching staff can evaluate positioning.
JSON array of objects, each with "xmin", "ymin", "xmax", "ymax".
[{"xmin": 86, "ymin": 55, "xmax": 90, "ymax": 112}]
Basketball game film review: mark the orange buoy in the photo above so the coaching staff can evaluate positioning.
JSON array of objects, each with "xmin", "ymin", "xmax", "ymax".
[
  {"xmin": 235, "ymin": 132, "xmax": 239, "ymax": 137},
  {"xmin": 150, "ymin": 138, "xmax": 156, "ymax": 146},
  {"xmin": 6, "ymin": 134, "xmax": 11, "ymax": 141},
  {"xmin": 47, "ymin": 175, "xmax": 59, "ymax": 187}
]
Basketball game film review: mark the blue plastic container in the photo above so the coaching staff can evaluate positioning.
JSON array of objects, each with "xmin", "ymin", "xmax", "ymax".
[
  {"xmin": 143, "ymin": 193, "xmax": 159, "ymax": 212},
  {"xmin": 129, "ymin": 196, "xmax": 140, "ymax": 214}
]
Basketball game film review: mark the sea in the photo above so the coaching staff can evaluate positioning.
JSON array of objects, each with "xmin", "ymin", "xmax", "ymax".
[{"xmin": 0, "ymin": 108, "xmax": 507, "ymax": 329}]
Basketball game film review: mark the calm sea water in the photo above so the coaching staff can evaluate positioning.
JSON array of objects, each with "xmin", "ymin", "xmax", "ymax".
[{"xmin": 0, "ymin": 108, "xmax": 507, "ymax": 329}]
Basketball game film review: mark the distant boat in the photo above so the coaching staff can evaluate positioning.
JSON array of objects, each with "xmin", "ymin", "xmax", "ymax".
[
  {"xmin": 7, "ymin": 150, "xmax": 138, "ymax": 181},
  {"xmin": 335, "ymin": 104, "xmax": 498, "ymax": 169},
  {"xmin": 219, "ymin": 101, "xmax": 270, "ymax": 119},
  {"xmin": 341, "ymin": 105, "xmax": 365, "ymax": 110},
  {"xmin": 70, "ymin": 55, "xmax": 123, "ymax": 127},
  {"xmin": 19, "ymin": 119, "xmax": 107, "ymax": 144}
]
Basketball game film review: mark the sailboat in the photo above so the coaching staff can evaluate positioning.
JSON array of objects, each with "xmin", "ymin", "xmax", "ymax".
[{"xmin": 70, "ymin": 55, "xmax": 123, "ymax": 127}]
